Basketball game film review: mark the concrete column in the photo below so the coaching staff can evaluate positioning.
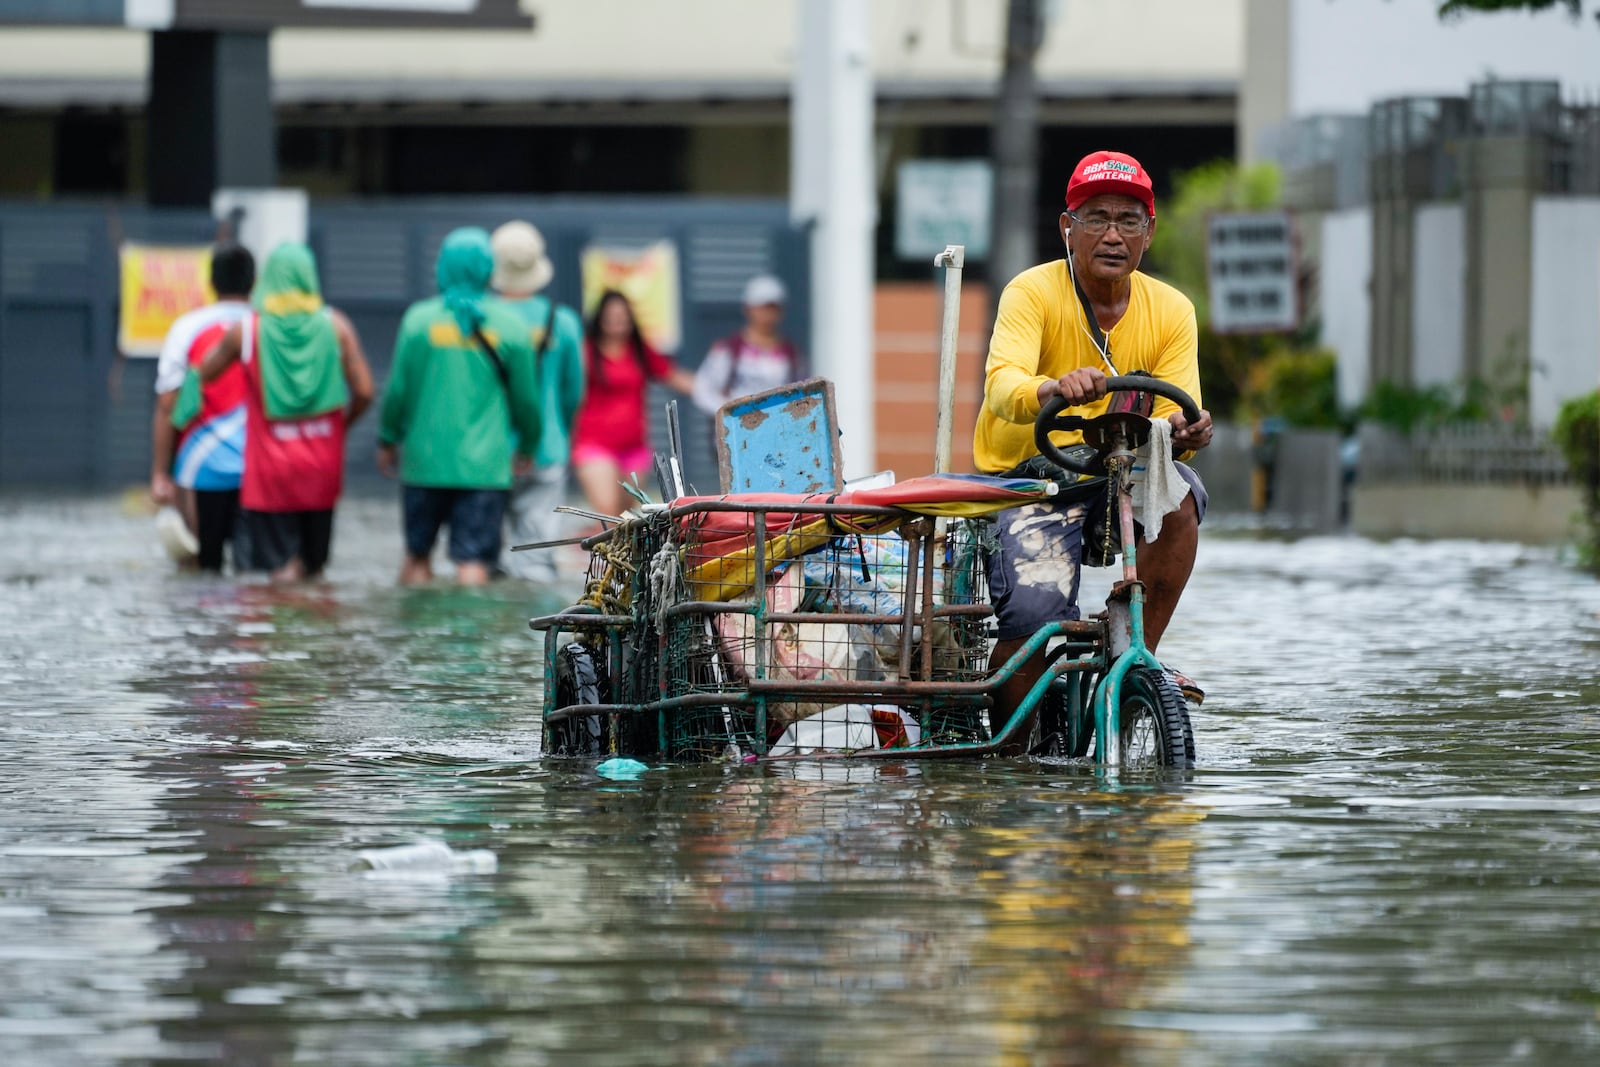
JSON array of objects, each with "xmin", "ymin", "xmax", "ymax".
[
  {"xmin": 147, "ymin": 30, "xmax": 275, "ymax": 207},
  {"xmin": 791, "ymin": 0, "xmax": 876, "ymax": 480},
  {"xmin": 1367, "ymin": 101, "xmax": 1456, "ymax": 391},
  {"xmin": 1238, "ymin": 0, "xmax": 1291, "ymax": 166},
  {"xmin": 1460, "ymin": 136, "xmax": 1541, "ymax": 399},
  {"xmin": 1367, "ymin": 169, "xmax": 1416, "ymax": 388}
]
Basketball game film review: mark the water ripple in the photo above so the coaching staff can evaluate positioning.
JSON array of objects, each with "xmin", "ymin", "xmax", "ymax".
[{"xmin": 2, "ymin": 499, "xmax": 1600, "ymax": 1065}]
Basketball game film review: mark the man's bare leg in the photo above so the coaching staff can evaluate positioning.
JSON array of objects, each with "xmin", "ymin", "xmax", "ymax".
[
  {"xmin": 988, "ymin": 493, "xmax": 1200, "ymax": 740},
  {"xmin": 400, "ymin": 555, "xmax": 433, "ymax": 586},
  {"xmin": 271, "ymin": 557, "xmax": 306, "ymax": 584},
  {"xmin": 455, "ymin": 561, "xmax": 491, "ymax": 586},
  {"xmin": 1134, "ymin": 494, "xmax": 1199, "ymax": 651},
  {"xmin": 988, "ymin": 638, "xmax": 1047, "ymax": 752}
]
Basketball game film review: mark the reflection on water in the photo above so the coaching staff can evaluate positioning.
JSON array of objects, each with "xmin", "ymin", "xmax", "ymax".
[{"xmin": 2, "ymin": 496, "xmax": 1600, "ymax": 1065}]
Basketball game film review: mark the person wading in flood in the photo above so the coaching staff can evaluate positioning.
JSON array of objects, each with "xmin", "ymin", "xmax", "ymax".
[
  {"xmin": 690, "ymin": 273, "xmax": 805, "ymax": 417},
  {"xmin": 489, "ymin": 219, "xmax": 585, "ymax": 583},
  {"xmin": 149, "ymin": 242, "xmax": 256, "ymax": 572},
  {"xmin": 378, "ymin": 227, "xmax": 542, "ymax": 586},
  {"xmin": 202, "ymin": 242, "xmax": 375, "ymax": 583}
]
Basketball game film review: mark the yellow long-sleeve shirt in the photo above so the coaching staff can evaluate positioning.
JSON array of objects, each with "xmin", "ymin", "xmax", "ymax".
[{"xmin": 974, "ymin": 260, "xmax": 1201, "ymax": 473}]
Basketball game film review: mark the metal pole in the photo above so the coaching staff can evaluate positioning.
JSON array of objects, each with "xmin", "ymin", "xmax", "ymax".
[
  {"xmin": 792, "ymin": 0, "xmax": 876, "ymax": 481},
  {"xmin": 933, "ymin": 244, "xmax": 965, "ymax": 476},
  {"xmin": 989, "ymin": 0, "xmax": 1044, "ymax": 309}
]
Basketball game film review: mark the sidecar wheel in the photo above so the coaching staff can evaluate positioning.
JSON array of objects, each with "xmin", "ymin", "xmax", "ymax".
[
  {"xmin": 546, "ymin": 641, "xmax": 608, "ymax": 758},
  {"xmin": 1031, "ymin": 673, "xmax": 1094, "ymax": 759}
]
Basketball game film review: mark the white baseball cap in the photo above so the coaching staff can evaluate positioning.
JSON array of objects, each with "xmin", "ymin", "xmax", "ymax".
[{"xmin": 742, "ymin": 274, "xmax": 787, "ymax": 307}]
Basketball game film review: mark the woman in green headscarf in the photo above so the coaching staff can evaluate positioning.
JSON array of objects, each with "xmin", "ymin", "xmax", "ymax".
[
  {"xmin": 437, "ymin": 226, "xmax": 495, "ymax": 337},
  {"xmin": 253, "ymin": 242, "xmax": 350, "ymax": 420},
  {"xmin": 202, "ymin": 241, "xmax": 375, "ymax": 582}
]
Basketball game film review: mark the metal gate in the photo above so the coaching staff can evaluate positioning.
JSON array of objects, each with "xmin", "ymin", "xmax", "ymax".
[{"xmin": 0, "ymin": 196, "xmax": 810, "ymax": 496}]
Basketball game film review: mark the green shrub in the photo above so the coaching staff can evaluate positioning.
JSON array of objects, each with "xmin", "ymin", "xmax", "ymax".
[
  {"xmin": 1552, "ymin": 389, "xmax": 1600, "ymax": 569},
  {"xmin": 1360, "ymin": 380, "xmax": 1494, "ymax": 433},
  {"xmin": 1552, "ymin": 389, "xmax": 1599, "ymax": 493},
  {"xmin": 1153, "ymin": 159, "xmax": 1284, "ymax": 419},
  {"xmin": 1243, "ymin": 346, "xmax": 1345, "ymax": 429}
]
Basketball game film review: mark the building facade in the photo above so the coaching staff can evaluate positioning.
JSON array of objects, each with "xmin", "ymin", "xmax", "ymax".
[{"xmin": 0, "ymin": 0, "xmax": 1241, "ymax": 274}]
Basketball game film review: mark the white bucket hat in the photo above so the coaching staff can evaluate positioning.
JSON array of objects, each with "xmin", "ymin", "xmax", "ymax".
[
  {"xmin": 490, "ymin": 220, "xmax": 555, "ymax": 294},
  {"xmin": 742, "ymin": 273, "xmax": 787, "ymax": 307}
]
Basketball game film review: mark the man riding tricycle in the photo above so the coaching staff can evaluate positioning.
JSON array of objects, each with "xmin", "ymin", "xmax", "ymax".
[{"xmin": 530, "ymin": 148, "xmax": 1214, "ymax": 769}]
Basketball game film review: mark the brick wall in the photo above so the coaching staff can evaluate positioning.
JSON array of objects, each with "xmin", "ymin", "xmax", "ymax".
[{"xmin": 872, "ymin": 281, "xmax": 993, "ymax": 479}]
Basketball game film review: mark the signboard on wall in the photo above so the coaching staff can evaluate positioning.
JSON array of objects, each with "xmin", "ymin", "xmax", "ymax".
[
  {"xmin": 118, "ymin": 243, "xmax": 214, "ymax": 356},
  {"xmin": 580, "ymin": 241, "xmax": 683, "ymax": 354},
  {"xmin": 895, "ymin": 160, "xmax": 993, "ymax": 260},
  {"xmin": 1206, "ymin": 211, "xmax": 1298, "ymax": 334}
]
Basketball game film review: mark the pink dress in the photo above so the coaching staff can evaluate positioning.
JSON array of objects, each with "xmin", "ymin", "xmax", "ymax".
[{"xmin": 570, "ymin": 339, "xmax": 678, "ymax": 469}]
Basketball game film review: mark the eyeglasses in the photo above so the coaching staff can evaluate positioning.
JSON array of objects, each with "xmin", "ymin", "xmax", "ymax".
[{"xmin": 1068, "ymin": 210, "xmax": 1150, "ymax": 237}]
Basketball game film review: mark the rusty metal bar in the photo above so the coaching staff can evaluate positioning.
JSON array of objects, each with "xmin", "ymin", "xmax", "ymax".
[
  {"xmin": 918, "ymin": 519, "xmax": 937, "ymax": 684},
  {"xmin": 897, "ymin": 521, "xmax": 921, "ymax": 681},
  {"xmin": 659, "ymin": 603, "xmax": 995, "ymax": 625},
  {"xmin": 752, "ymin": 509, "xmax": 769, "ymax": 748},
  {"xmin": 529, "ymin": 611, "xmax": 633, "ymax": 631}
]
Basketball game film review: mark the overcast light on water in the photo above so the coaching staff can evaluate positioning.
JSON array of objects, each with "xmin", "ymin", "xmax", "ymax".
[{"xmin": 3, "ymin": 495, "xmax": 1600, "ymax": 1066}]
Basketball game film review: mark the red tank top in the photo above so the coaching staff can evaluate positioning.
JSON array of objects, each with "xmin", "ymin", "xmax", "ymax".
[{"xmin": 239, "ymin": 313, "xmax": 347, "ymax": 512}]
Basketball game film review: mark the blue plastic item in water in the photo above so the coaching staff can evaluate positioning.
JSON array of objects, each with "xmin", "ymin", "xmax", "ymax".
[{"xmin": 596, "ymin": 757, "xmax": 651, "ymax": 780}]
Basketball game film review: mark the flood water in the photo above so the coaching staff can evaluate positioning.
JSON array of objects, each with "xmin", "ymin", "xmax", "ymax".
[{"xmin": 3, "ymin": 493, "xmax": 1600, "ymax": 1066}]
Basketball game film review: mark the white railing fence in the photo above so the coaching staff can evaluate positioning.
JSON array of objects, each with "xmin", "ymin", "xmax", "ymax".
[{"xmin": 1356, "ymin": 423, "xmax": 1572, "ymax": 487}]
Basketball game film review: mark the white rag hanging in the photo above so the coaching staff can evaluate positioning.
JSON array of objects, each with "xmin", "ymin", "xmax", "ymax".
[{"xmin": 1128, "ymin": 417, "xmax": 1190, "ymax": 542}]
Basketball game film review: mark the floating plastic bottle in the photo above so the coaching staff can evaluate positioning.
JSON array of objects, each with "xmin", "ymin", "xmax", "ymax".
[{"xmin": 353, "ymin": 839, "xmax": 497, "ymax": 874}]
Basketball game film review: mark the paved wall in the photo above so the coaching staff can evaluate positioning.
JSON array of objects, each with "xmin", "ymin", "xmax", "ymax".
[
  {"xmin": 1318, "ymin": 190, "xmax": 1600, "ymax": 432},
  {"xmin": 1352, "ymin": 483, "xmax": 1582, "ymax": 544},
  {"xmin": 1271, "ymin": 428, "xmax": 1344, "ymax": 531},
  {"xmin": 1186, "ymin": 422, "xmax": 1254, "ymax": 515},
  {"xmin": 871, "ymin": 281, "xmax": 990, "ymax": 479}
]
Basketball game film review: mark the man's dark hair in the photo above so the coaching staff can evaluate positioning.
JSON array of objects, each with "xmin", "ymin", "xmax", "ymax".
[{"xmin": 210, "ymin": 243, "xmax": 255, "ymax": 299}]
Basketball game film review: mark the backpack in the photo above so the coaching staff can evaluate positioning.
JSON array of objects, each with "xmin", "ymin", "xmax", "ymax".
[
  {"xmin": 719, "ymin": 332, "xmax": 803, "ymax": 394},
  {"xmin": 470, "ymin": 302, "xmax": 559, "ymax": 395}
]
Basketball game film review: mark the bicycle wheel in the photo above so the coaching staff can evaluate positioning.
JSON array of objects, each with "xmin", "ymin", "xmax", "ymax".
[
  {"xmin": 545, "ymin": 641, "xmax": 608, "ymax": 758},
  {"xmin": 1117, "ymin": 666, "xmax": 1193, "ymax": 769}
]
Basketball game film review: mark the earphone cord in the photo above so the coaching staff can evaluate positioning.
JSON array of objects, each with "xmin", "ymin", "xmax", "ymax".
[{"xmin": 1065, "ymin": 251, "xmax": 1119, "ymax": 376}]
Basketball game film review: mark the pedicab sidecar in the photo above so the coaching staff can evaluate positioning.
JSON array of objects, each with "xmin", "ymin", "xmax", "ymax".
[{"xmin": 528, "ymin": 373, "xmax": 1201, "ymax": 770}]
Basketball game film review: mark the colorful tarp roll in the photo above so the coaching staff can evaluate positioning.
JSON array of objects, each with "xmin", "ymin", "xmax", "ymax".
[{"xmin": 675, "ymin": 473, "xmax": 1056, "ymax": 602}]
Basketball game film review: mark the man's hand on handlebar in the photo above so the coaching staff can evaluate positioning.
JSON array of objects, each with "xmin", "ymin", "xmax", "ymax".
[
  {"xmin": 1037, "ymin": 367, "xmax": 1107, "ymax": 408},
  {"xmin": 1170, "ymin": 408, "xmax": 1214, "ymax": 452}
]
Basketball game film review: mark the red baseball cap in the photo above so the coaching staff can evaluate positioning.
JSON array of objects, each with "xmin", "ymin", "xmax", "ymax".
[{"xmin": 1065, "ymin": 150, "xmax": 1155, "ymax": 219}]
